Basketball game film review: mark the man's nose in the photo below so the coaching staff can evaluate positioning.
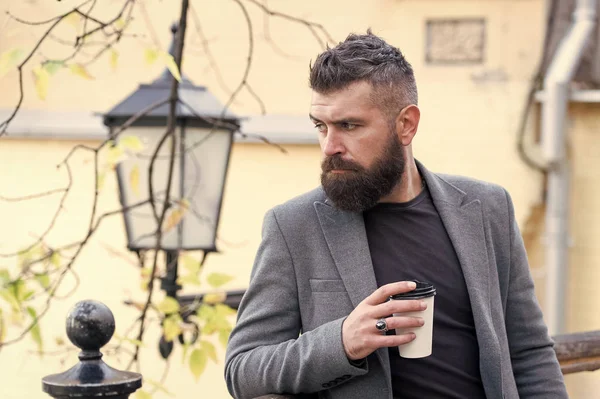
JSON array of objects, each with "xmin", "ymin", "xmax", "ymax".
[{"xmin": 322, "ymin": 130, "xmax": 345, "ymax": 157}]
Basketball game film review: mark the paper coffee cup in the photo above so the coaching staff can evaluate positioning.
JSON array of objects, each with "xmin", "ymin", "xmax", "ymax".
[{"xmin": 390, "ymin": 281, "xmax": 436, "ymax": 358}]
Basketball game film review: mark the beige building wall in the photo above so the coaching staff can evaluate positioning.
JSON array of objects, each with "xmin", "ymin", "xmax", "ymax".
[{"xmin": 0, "ymin": 0, "xmax": 598, "ymax": 398}]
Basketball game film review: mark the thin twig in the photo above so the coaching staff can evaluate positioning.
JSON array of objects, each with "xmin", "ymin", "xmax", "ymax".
[
  {"xmin": 260, "ymin": 0, "xmax": 304, "ymax": 61},
  {"xmin": 128, "ymin": 0, "xmax": 191, "ymax": 370},
  {"xmin": 0, "ymin": 188, "xmax": 67, "ymax": 202},
  {"xmin": 188, "ymin": 2, "xmax": 234, "ymax": 96},
  {"xmin": 245, "ymin": 0, "xmax": 335, "ymax": 48}
]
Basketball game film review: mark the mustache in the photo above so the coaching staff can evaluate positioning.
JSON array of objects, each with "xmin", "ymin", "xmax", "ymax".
[{"xmin": 321, "ymin": 155, "xmax": 363, "ymax": 172}]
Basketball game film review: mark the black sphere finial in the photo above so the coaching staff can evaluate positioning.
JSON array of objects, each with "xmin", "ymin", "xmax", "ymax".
[
  {"xmin": 66, "ymin": 300, "xmax": 115, "ymax": 354},
  {"xmin": 42, "ymin": 300, "xmax": 142, "ymax": 398}
]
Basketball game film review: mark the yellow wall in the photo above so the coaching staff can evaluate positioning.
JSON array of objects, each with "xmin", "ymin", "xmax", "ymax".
[
  {"xmin": 563, "ymin": 103, "xmax": 600, "ymax": 398},
  {"xmin": 0, "ymin": 0, "xmax": 598, "ymax": 398}
]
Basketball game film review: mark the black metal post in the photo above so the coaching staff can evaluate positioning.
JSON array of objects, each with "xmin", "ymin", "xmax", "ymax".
[
  {"xmin": 42, "ymin": 300, "xmax": 142, "ymax": 399},
  {"xmin": 161, "ymin": 250, "xmax": 181, "ymax": 299}
]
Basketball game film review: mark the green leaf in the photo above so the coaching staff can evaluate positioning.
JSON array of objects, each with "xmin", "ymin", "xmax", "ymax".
[
  {"xmin": 189, "ymin": 348, "xmax": 207, "ymax": 381},
  {"xmin": 214, "ymin": 303, "xmax": 236, "ymax": 317},
  {"xmin": 21, "ymin": 290, "xmax": 35, "ymax": 302},
  {"xmin": 0, "ymin": 288, "xmax": 20, "ymax": 311},
  {"xmin": 144, "ymin": 48, "xmax": 159, "ymax": 65},
  {"xmin": 110, "ymin": 49, "xmax": 119, "ymax": 71},
  {"xmin": 43, "ymin": 61, "xmax": 64, "ymax": 75},
  {"xmin": 27, "ymin": 307, "xmax": 43, "ymax": 353},
  {"xmin": 119, "ymin": 135, "xmax": 143, "ymax": 152},
  {"xmin": 9, "ymin": 279, "xmax": 27, "ymax": 303},
  {"xmin": 134, "ymin": 390, "xmax": 152, "ymax": 399},
  {"xmin": 160, "ymin": 52, "xmax": 181, "ymax": 82},
  {"xmin": 0, "ymin": 48, "xmax": 24, "ymax": 77},
  {"xmin": 157, "ymin": 297, "xmax": 180, "ymax": 314},
  {"xmin": 50, "ymin": 251, "xmax": 61, "ymax": 268},
  {"xmin": 129, "ymin": 164, "xmax": 141, "ymax": 197},
  {"xmin": 97, "ymin": 171, "xmax": 107, "ymax": 191},
  {"xmin": 202, "ymin": 292, "xmax": 227, "ymax": 304},
  {"xmin": 176, "ymin": 274, "xmax": 201, "ymax": 286},
  {"xmin": 163, "ymin": 314, "xmax": 182, "ymax": 342},
  {"xmin": 0, "ymin": 269, "xmax": 10, "ymax": 283},
  {"xmin": 180, "ymin": 254, "xmax": 201, "ymax": 274},
  {"xmin": 196, "ymin": 304, "xmax": 216, "ymax": 322},
  {"xmin": 69, "ymin": 64, "xmax": 94, "ymax": 80},
  {"xmin": 200, "ymin": 340, "xmax": 218, "ymax": 363},
  {"xmin": 34, "ymin": 273, "xmax": 51, "ymax": 289},
  {"xmin": 32, "ymin": 66, "xmax": 50, "ymax": 100},
  {"xmin": 206, "ymin": 273, "xmax": 234, "ymax": 288},
  {"xmin": 218, "ymin": 328, "xmax": 231, "ymax": 347}
]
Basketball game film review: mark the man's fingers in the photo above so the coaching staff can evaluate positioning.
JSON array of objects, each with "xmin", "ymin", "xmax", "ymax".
[
  {"xmin": 372, "ymin": 299, "xmax": 427, "ymax": 318},
  {"xmin": 364, "ymin": 281, "xmax": 416, "ymax": 305},
  {"xmin": 375, "ymin": 333, "xmax": 417, "ymax": 348},
  {"xmin": 379, "ymin": 315, "xmax": 424, "ymax": 331}
]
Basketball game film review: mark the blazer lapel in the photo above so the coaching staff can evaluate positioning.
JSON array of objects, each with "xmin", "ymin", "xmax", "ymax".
[
  {"xmin": 314, "ymin": 201, "xmax": 378, "ymax": 308},
  {"xmin": 420, "ymin": 164, "xmax": 503, "ymax": 398},
  {"xmin": 314, "ymin": 200, "xmax": 392, "ymax": 389}
]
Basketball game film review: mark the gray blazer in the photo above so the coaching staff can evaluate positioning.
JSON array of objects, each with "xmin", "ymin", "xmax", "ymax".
[{"xmin": 225, "ymin": 163, "xmax": 568, "ymax": 399}]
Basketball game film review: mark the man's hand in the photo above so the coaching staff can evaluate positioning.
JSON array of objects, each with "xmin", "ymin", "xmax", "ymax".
[{"xmin": 342, "ymin": 281, "xmax": 427, "ymax": 361}]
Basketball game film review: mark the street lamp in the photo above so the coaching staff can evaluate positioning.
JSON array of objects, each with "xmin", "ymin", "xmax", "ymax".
[{"xmin": 102, "ymin": 24, "xmax": 241, "ymax": 303}]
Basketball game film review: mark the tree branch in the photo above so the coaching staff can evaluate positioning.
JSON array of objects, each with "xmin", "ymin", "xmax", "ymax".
[
  {"xmin": 245, "ymin": 0, "xmax": 335, "ymax": 49},
  {"xmin": 129, "ymin": 0, "xmax": 190, "ymax": 368}
]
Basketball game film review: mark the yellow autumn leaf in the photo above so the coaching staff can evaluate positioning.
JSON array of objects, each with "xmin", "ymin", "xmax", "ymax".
[
  {"xmin": 32, "ymin": 66, "xmax": 50, "ymax": 100},
  {"xmin": 157, "ymin": 296, "xmax": 180, "ymax": 314},
  {"xmin": 180, "ymin": 254, "xmax": 201, "ymax": 274},
  {"xmin": 162, "ymin": 206, "xmax": 187, "ymax": 233},
  {"xmin": 115, "ymin": 18, "xmax": 126, "ymax": 30},
  {"xmin": 189, "ymin": 348, "xmax": 207, "ymax": 380},
  {"xmin": 69, "ymin": 64, "xmax": 94, "ymax": 80},
  {"xmin": 106, "ymin": 145, "xmax": 124, "ymax": 168},
  {"xmin": 65, "ymin": 12, "xmax": 80, "ymax": 28},
  {"xmin": 202, "ymin": 292, "xmax": 227, "ymax": 305},
  {"xmin": 97, "ymin": 171, "xmax": 106, "ymax": 191},
  {"xmin": 50, "ymin": 251, "xmax": 61, "ymax": 268},
  {"xmin": 163, "ymin": 314, "xmax": 182, "ymax": 342},
  {"xmin": 134, "ymin": 390, "xmax": 152, "ymax": 399},
  {"xmin": 206, "ymin": 272, "xmax": 234, "ymax": 288},
  {"xmin": 119, "ymin": 135, "xmax": 143, "ymax": 152},
  {"xmin": 144, "ymin": 48, "xmax": 159, "ymax": 65},
  {"xmin": 0, "ymin": 48, "xmax": 24, "ymax": 77},
  {"xmin": 160, "ymin": 52, "xmax": 182, "ymax": 82},
  {"xmin": 201, "ymin": 340, "xmax": 218, "ymax": 363},
  {"xmin": 129, "ymin": 165, "xmax": 140, "ymax": 197},
  {"xmin": 218, "ymin": 328, "xmax": 231, "ymax": 347},
  {"xmin": 110, "ymin": 49, "xmax": 119, "ymax": 71}
]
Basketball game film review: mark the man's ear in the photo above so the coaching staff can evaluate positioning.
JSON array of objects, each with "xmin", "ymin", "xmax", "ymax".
[{"xmin": 395, "ymin": 105, "xmax": 420, "ymax": 146}]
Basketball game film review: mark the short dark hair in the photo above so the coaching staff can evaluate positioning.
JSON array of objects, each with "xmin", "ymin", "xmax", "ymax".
[{"xmin": 309, "ymin": 30, "xmax": 418, "ymax": 119}]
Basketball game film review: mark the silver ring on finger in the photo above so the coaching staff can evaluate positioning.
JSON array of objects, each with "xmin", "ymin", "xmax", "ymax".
[{"xmin": 375, "ymin": 318, "xmax": 389, "ymax": 334}]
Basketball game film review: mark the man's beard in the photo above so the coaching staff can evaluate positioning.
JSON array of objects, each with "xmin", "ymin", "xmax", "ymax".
[{"xmin": 321, "ymin": 132, "xmax": 405, "ymax": 212}]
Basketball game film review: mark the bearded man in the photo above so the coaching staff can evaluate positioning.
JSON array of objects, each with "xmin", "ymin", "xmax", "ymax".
[{"xmin": 225, "ymin": 31, "xmax": 567, "ymax": 399}]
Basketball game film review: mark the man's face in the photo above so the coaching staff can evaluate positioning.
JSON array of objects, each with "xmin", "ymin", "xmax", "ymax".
[{"xmin": 310, "ymin": 81, "xmax": 405, "ymax": 212}]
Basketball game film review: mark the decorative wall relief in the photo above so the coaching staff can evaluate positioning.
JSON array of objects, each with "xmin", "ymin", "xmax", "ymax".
[{"xmin": 426, "ymin": 18, "xmax": 486, "ymax": 64}]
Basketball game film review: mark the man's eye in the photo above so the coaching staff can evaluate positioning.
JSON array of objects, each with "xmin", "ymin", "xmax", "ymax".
[{"xmin": 314, "ymin": 124, "xmax": 327, "ymax": 133}]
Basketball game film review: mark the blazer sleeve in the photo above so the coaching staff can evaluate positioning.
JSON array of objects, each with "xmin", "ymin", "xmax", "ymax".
[
  {"xmin": 224, "ymin": 209, "xmax": 368, "ymax": 399},
  {"xmin": 503, "ymin": 190, "xmax": 569, "ymax": 398}
]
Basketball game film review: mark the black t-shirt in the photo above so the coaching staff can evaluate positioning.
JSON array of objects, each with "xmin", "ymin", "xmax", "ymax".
[{"xmin": 363, "ymin": 184, "xmax": 486, "ymax": 399}]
